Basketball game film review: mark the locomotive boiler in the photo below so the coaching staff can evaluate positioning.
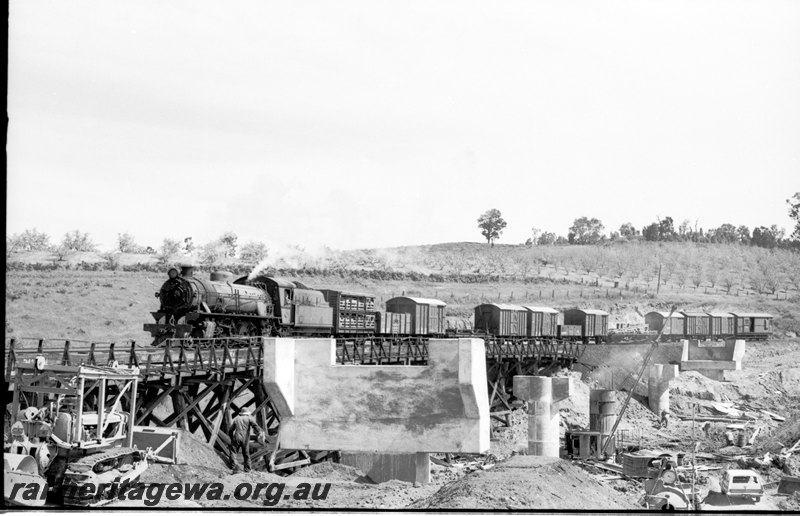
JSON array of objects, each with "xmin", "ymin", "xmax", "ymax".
[{"xmin": 144, "ymin": 266, "xmax": 275, "ymax": 341}]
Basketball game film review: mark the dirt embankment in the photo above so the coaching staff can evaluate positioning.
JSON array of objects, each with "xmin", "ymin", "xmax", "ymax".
[
  {"xmin": 411, "ymin": 455, "xmax": 639, "ymax": 510},
  {"xmin": 121, "ymin": 394, "xmax": 645, "ymax": 510}
]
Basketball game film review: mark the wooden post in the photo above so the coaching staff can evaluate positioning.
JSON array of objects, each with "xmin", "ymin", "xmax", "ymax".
[{"xmin": 656, "ymin": 264, "xmax": 662, "ymax": 295}]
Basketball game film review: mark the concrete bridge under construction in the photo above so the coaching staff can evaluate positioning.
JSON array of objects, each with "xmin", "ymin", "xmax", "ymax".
[{"xmin": 4, "ymin": 336, "xmax": 585, "ymax": 472}]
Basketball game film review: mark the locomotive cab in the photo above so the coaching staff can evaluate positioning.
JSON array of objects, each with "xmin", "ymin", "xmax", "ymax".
[{"xmin": 244, "ymin": 276, "xmax": 333, "ymax": 334}]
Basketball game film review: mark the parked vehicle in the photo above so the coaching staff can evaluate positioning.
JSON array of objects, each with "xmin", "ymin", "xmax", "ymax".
[{"xmin": 721, "ymin": 469, "xmax": 764, "ymax": 502}]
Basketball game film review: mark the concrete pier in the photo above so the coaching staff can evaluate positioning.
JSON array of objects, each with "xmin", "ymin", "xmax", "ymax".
[
  {"xmin": 340, "ymin": 452, "xmax": 430, "ymax": 484},
  {"xmin": 648, "ymin": 364, "xmax": 679, "ymax": 414},
  {"xmin": 589, "ymin": 389, "xmax": 617, "ymax": 455},
  {"xmin": 680, "ymin": 339, "xmax": 745, "ymax": 381},
  {"xmin": 513, "ymin": 376, "xmax": 571, "ymax": 457},
  {"xmin": 262, "ymin": 337, "xmax": 489, "ymax": 483}
]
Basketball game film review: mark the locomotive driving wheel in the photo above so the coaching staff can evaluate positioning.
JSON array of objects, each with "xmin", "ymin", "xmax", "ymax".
[{"xmin": 236, "ymin": 321, "xmax": 259, "ymax": 336}]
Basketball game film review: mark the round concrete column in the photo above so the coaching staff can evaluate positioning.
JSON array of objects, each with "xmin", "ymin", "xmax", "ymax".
[
  {"xmin": 648, "ymin": 364, "xmax": 669, "ymax": 414},
  {"xmin": 589, "ymin": 389, "xmax": 617, "ymax": 454},
  {"xmin": 526, "ymin": 377, "xmax": 559, "ymax": 457}
]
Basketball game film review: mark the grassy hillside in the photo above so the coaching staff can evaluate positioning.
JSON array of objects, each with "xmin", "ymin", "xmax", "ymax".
[{"xmin": 5, "ymin": 241, "xmax": 800, "ymax": 343}]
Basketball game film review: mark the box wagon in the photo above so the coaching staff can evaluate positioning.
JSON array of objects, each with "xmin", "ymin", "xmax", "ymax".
[
  {"xmin": 474, "ymin": 303, "xmax": 529, "ymax": 337},
  {"xmin": 376, "ymin": 311, "xmax": 411, "ymax": 335},
  {"xmin": 731, "ymin": 312, "xmax": 773, "ymax": 340},
  {"xmin": 681, "ymin": 311, "xmax": 711, "ymax": 338},
  {"xmin": 385, "ymin": 297, "xmax": 446, "ymax": 335},
  {"xmin": 644, "ymin": 311, "xmax": 686, "ymax": 338},
  {"xmin": 562, "ymin": 308, "xmax": 609, "ymax": 342},
  {"xmin": 522, "ymin": 306, "xmax": 559, "ymax": 338},
  {"xmin": 706, "ymin": 312, "xmax": 735, "ymax": 337}
]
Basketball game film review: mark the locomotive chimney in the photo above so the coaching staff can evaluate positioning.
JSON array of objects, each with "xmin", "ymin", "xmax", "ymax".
[{"xmin": 180, "ymin": 265, "xmax": 195, "ymax": 278}]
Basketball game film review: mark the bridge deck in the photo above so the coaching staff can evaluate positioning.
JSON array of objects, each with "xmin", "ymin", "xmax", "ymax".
[{"xmin": 4, "ymin": 336, "xmax": 583, "ymax": 381}]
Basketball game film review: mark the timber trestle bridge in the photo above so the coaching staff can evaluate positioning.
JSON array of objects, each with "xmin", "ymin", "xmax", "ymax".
[{"xmin": 4, "ymin": 336, "xmax": 584, "ymax": 472}]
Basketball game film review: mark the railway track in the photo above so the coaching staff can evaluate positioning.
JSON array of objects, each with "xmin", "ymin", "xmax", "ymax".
[
  {"xmin": 4, "ymin": 336, "xmax": 584, "ymax": 379},
  {"xmin": 4, "ymin": 335, "xmax": 584, "ymax": 474}
]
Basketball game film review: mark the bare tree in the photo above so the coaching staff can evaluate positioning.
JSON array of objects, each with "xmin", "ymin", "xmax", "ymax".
[
  {"xmin": 691, "ymin": 263, "xmax": 706, "ymax": 289},
  {"xmin": 7, "ymin": 228, "xmax": 51, "ymax": 254},
  {"xmin": 159, "ymin": 238, "xmax": 182, "ymax": 264},
  {"xmin": 721, "ymin": 274, "xmax": 738, "ymax": 294},
  {"xmin": 61, "ymin": 230, "xmax": 97, "ymax": 252}
]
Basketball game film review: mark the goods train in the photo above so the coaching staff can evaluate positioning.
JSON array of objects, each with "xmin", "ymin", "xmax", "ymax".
[
  {"xmin": 144, "ymin": 266, "xmax": 772, "ymax": 344},
  {"xmin": 643, "ymin": 311, "xmax": 772, "ymax": 341}
]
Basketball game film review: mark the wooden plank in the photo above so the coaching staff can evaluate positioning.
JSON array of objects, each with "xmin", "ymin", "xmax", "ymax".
[
  {"xmin": 208, "ymin": 387, "xmax": 230, "ymax": 448},
  {"xmin": 761, "ymin": 410, "xmax": 786, "ymax": 422},
  {"xmin": 164, "ymin": 383, "xmax": 218, "ymax": 426},
  {"xmin": 748, "ymin": 427, "xmax": 761, "ymax": 446}
]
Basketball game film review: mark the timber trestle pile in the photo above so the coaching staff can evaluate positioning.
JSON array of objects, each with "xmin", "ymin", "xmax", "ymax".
[{"xmin": 4, "ymin": 336, "xmax": 584, "ymax": 472}]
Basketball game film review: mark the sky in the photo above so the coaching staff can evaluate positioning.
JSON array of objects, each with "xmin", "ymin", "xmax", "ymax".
[{"xmin": 7, "ymin": 0, "xmax": 800, "ymax": 252}]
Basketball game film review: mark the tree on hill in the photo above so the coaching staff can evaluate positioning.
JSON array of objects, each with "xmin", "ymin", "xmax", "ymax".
[
  {"xmin": 642, "ymin": 223, "xmax": 660, "ymax": 241},
  {"xmin": 737, "ymin": 225, "xmax": 751, "ymax": 244},
  {"xmin": 7, "ymin": 228, "xmax": 51, "ymax": 254},
  {"xmin": 537, "ymin": 232, "xmax": 557, "ymax": 245},
  {"xmin": 525, "ymin": 227, "xmax": 541, "ymax": 246},
  {"xmin": 752, "ymin": 226, "xmax": 780, "ymax": 249},
  {"xmin": 240, "ymin": 241, "xmax": 268, "ymax": 264},
  {"xmin": 788, "ymin": 192, "xmax": 800, "ymax": 242},
  {"xmin": 711, "ymin": 223, "xmax": 738, "ymax": 244},
  {"xmin": 218, "ymin": 231, "xmax": 238, "ymax": 257},
  {"xmin": 117, "ymin": 232, "xmax": 147, "ymax": 253},
  {"xmin": 60, "ymin": 230, "xmax": 97, "ymax": 252},
  {"xmin": 477, "ymin": 209, "xmax": 507, "ymax": 247},
  {"xmin": 159, "ymin": 238, "xmax": 182, "ymax": 264},
  {"xmin": 658, "ymin": 217, "xmax": 676, "ymax": 241},
  {"xmin": 619, "ymin": 222, "xmax": 637, "ymax": 238},
  {"xmin": 568, "ymin": 217, "xmax": 605, "ymax": 245},
  {"xmin": 678, "ymin": 219, "xmax": 693, "ymax": 240}
]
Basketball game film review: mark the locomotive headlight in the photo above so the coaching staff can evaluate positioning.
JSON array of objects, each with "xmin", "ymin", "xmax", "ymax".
[{"xmin": 168, "ymin": 268, "xmax": 179, "ymax": 279}]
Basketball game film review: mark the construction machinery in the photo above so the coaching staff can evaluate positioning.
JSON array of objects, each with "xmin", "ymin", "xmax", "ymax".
[
  {"xmin": 4, "ymin": 357, "xmax": 148, "ymax": 507},
  {"xmin": 599, "ymin": 305, "xmax": 677, "ymax": 458},
  {"xmin": 642, "ymin": 455, "xmax": 701, "ymax": 510}
]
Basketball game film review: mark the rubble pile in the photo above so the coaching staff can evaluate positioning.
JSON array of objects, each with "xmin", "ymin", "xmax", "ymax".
[
  {"xmin": 174, "ymin": 429, "xmax": 229, "ymax": 469},
  {"xmin": 411, "ymin": 456, "xmax": 639, "ymax": 510},
  {"xmin": 291, "ymin": 462, "xmax": 368, "ymax": 482}
]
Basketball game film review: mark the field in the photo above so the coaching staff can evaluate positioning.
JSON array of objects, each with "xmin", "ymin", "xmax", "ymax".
[{"xmin": 5, "ymin": 241, "xmax": 800, "ymax": 342}]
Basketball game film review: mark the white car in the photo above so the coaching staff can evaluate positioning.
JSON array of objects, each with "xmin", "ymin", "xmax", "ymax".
[{"xmin": 721, "ymin": 469, "xmax": 765, "ymax": 502}]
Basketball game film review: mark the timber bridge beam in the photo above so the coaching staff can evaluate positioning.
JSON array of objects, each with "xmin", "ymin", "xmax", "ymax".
[{"xmin": 4, "ymin": 336, "xmax": 584, "ymax": 472}]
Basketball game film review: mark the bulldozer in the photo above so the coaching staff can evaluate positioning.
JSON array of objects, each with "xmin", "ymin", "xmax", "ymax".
[{"xmin": 4, "ymin": 357, "xmax": 149, "ymax": 507}]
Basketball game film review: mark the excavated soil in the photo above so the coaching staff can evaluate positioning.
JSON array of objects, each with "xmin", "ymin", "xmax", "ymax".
[
  {"xmin": 112, "ymin": 338, "xmax": 799, "ymax": 510},
  {"xmin": 410, "ymin": 455, "xmax": 639, "ymax": 510}
]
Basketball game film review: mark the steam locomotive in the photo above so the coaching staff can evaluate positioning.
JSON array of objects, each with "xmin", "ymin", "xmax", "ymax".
[{"xmin": 144, "ymin": 265, "xmax": 446, "ymax": 344}]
